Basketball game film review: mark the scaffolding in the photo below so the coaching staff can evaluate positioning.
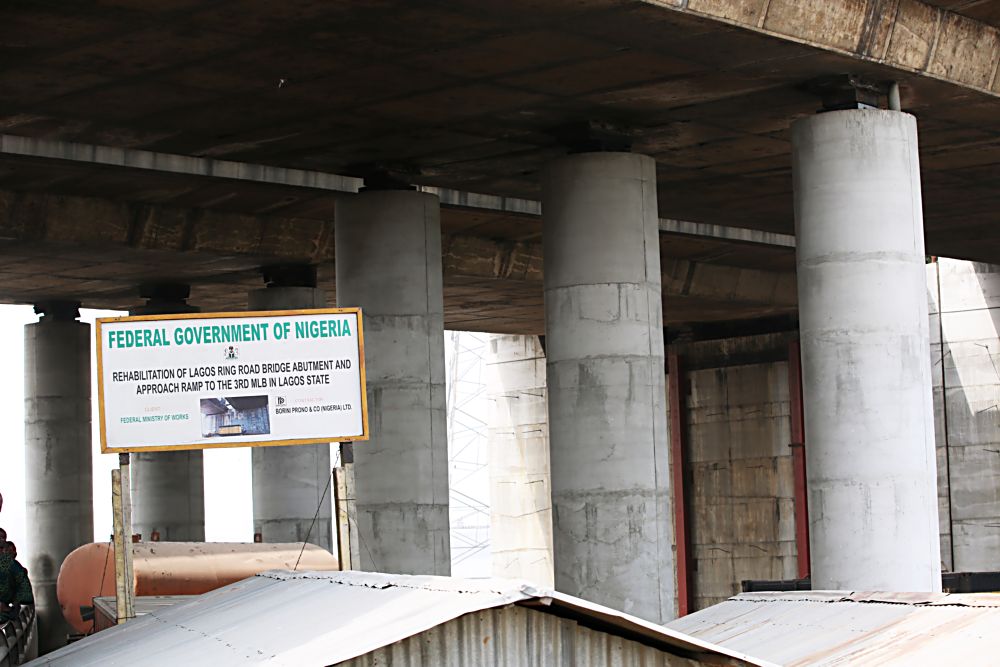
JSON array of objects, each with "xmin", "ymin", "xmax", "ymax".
[{"xmin": 445, "ymin": 331, "xmax": 491, "ymax": 576}]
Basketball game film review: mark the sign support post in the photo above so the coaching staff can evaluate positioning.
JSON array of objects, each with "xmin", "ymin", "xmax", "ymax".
[
  {"xmin": 111, "ymin": 453, "xmax": 136, "ymax": 624},
  {"xmin": 334, "ymin": 443, "xmax": 358, "ymax": 570}
]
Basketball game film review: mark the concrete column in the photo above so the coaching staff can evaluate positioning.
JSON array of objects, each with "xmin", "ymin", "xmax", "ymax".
[
  {"xmin": 24, "ymin": 300, "xmax": 93, "ymax": 652},
  {"xmin": 542, "ymin": 152, "xmax": 674, "ymax": 622},
  {"xmin": 335, "ymin": 189, "xmax": 450, "ymax": 575},
  {"xmin": 793, "ymin": 109, "xmax": 940, "ymax": 591},
  {"xmin": 248, "ymin": 267, "xmax": 332, "ymax": 552},
  {"xmin": 128, "ymin": 284, "xmax": 204, "ymax": 541},
  {"xmin": 487, "ymin": 334, "xmax": 553, "ymax": 585}
]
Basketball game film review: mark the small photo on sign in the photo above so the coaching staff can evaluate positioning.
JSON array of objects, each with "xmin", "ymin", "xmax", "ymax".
[{"xmin": 200, "ymin": 395, "xmax": 270, "ymax": 437}]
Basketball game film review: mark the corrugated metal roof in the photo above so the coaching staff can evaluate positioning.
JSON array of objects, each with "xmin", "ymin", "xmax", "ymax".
[
  {"xmin": 28, "ymin": 571, "xmax": 769, "ymax": 667},
  {"xmin": 666, "ymin": 590, "xmax": 1000, "ymax": 666},
  {"xmin": 341, "ymin": 604, "xmax": 708, "ymax": 667}
]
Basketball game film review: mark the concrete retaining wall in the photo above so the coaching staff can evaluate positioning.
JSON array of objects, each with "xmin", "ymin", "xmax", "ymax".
[
  {"xmin": 931, "ymin": 259, "xmax": 1000, "ymax": 573},
  {"xmin": 686, "ymin": 359, "xmax": 797, "ymax": 610}
]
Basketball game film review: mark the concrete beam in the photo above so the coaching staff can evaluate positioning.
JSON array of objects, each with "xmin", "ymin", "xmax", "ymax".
[
  {"xmin": 658, "ymin": 219, "xmax": 796, "ymax": 248},
  {"xmin": 661, "ymin": 258, "xmax": 797, "ymax": 308},
  {"xmin": 0, "ymin": 189, "xmax": 335, "ymax": 262},
  {"xmin": 655, "ymin": 0, "xmax": 1000, "ymax": 97},
  {"xmin": 441, "ymin": 236, "xmax": 544, "ymax": 283},
  {"xmin": 670, "ymin": 331, "xmax": 798, "ymax": 370},
  {"xmin": 443, "ymin": 235, "xmax": 796, "ymax": 308},
  {"xmin": 0, "ymin": 134, "xmax": 361, "ymax": 193},
  {"xmin": 0, "ymin": 188, "xmax": 795, "ymax": 311},
  {"xmin": 0, "ymin": 136, "xmax": 796, "ymax": 252}
]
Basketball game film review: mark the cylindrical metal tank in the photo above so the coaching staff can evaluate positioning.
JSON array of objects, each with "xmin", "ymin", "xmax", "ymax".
[{"xmin": 57, "ymin": 542, "xmax": 339, "ymax": 634}]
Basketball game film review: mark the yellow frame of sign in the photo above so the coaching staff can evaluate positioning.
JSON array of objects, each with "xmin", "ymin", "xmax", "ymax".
[{"xmin": 95, "ymin": 307, "xmax": 369, "ymax": 454}]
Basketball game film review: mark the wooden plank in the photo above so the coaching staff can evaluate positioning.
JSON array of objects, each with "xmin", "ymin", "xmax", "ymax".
[
  {"xmin": 111, "ymin": 468, "xmax": 127, "ymax": 624},
  {"xmin": 119, "ymin": 455, "xmax": 136, "ymax": 620},
  {"xmin": 334, "ymin": 467, "xmax": 351, "ymax": 570}
]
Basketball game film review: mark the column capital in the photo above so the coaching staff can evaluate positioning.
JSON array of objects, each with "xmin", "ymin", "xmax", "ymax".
[
  {"xmin": 349, "ymin": 163, "xmax": 417, "ymax": 192},
  {"xmin": 33, "ymin": 299, "xmax": 80, "ymax": 322},
  {"xmin": 805, "ymin": 74, "xmax": 890, "ymax": 111},
  {"xmin": 549, "ymin": 120, "xmax": 633, "ymax": 153},
  {"xmin": 260, "ymin": 263, "xmax": 317, "ymax": 289},
  {"xmin": 131, "ymin": 282, "xmax": 199, "ymax": 316}
]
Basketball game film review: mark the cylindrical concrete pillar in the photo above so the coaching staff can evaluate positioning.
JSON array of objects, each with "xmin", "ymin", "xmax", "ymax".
[
  {"xmin": 542, "ymin": 152, "xmax": 674, "ymax": 622},
  {"xmin": 487, "ymin": 334, "xmax": 553, "ymax": 586},
  {"xmin": 793, "ymin": 109, "xmax": 941, "ymax": 591},
  {"xmin": 129, "ymin": 284, "xmax": 205, "ymax": 541},
  {"xmin": 335, "ymin": 189, "xmax": 451, "ymax": 575},
  {"xmin": 248, "ymin": 277, "xmax": 332, "ymax": 552},
  {"xmin": 24, "ymin": 301, "xmax": 93, "ymax": 653}
]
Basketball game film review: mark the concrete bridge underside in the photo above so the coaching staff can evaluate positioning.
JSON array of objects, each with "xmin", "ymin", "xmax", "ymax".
[
  {"xmin": 0, "ymin": 0, "xmax": 999, "ymax": 332},
  {"xmin": 0, "ymin": 167, "xmax": 797, "ymax": 332}
]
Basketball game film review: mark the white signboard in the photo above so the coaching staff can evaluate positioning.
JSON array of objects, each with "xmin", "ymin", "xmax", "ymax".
[{"xmin": 96, "ymin": 308, "xmax": 368, "ymax": 453}]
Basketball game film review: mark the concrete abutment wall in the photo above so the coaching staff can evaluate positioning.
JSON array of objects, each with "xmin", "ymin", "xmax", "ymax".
[
  {"xmin": 487, "ymin": 334, "xmax": 553, "ymax": 586},
  {"xmin": 685, "ymin": 357, "xmax": 798, "ymax": 609},
  {"xmin": 930, "ymin": 259, "xmax": 1000, "ymax": 573}
]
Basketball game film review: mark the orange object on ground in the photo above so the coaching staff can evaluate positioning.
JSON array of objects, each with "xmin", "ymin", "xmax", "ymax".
[{"xmin": 57, "ymin": 541, "xmax": 339, "ymax": 634}]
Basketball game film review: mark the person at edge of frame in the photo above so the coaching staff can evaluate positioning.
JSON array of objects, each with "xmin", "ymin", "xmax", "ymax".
[{"xmin": 0, "ymin": 526, "xmax": 34, "ymax": 623}]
